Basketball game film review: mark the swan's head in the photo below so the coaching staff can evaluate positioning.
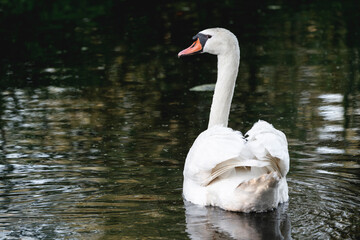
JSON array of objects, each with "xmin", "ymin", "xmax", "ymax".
[{"xmin": 178, "ymin": 28, "xmax": 239, "ymax": 57}]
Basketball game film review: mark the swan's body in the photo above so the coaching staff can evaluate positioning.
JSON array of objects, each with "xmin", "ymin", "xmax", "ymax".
[{"xmin": 178, "ymin": 28, "xmax": 289, "ymax": 212}]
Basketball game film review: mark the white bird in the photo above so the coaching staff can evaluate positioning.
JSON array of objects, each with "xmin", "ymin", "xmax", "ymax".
[{"xmin": 178, "ymin": 28, "xmax": 289, "ymax": 212}]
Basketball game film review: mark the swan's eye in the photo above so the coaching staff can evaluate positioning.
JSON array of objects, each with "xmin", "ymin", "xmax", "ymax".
[{"xmin": 207, "ymin": 35, "xmax": 212, "ymax": 39}]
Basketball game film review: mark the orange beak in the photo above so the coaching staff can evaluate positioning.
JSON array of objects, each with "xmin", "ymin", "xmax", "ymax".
[{"xmin": 178, "ymin": 38, "xmax": 203, "ymax": 57}]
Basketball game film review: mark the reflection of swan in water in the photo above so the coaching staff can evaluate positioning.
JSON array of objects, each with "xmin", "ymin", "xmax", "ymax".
[{"xmin": 184, "ymin": 201, "xmax": 291, "ymax": 240}]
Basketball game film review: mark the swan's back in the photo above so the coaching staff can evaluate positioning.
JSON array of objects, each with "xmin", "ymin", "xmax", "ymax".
[{"xmin": 183, "ymin": 121, "xmax": 289, "ymax": 212}]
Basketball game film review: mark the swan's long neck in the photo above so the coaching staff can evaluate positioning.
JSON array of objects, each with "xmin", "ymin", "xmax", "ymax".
[{"xmin": 208, "ymin": 50, "xmax": 240, "ymax": 128}]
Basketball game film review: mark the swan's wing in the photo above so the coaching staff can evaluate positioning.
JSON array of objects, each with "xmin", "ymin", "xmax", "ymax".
[
  {"xmin": 184, "ymin": 126, "xmax": 246, "ymax": 186},
  {"xmin": 184, "ymin": 121, "xmax": 289, "ymax": 187},
  {"xmin": 244, "ymin": 120, "xmax": 290, "ymax": 177},
  {"xmin": 205, "ymin": 158, "xmax": 271, "ymax": 185}
]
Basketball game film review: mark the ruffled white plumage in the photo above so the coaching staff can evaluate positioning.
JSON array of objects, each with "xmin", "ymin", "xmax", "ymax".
[{"xmin": 183, "ymin": 120, "xmax": 289, "ymax": 212}]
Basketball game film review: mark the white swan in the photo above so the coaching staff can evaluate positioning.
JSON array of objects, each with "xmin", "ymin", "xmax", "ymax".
[{"xmin": 178, "ymin": 28, "xmax": 289, "ymax": 212}]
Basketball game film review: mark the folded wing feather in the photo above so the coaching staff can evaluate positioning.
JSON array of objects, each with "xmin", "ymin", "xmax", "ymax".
[{"xmin": 184, "ymin": 120, "xmax": 289, "ymax": 187}]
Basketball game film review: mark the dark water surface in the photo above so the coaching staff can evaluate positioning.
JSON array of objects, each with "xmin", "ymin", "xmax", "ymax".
[{"xmin": 0, "ymin": 1, "xmax": 359, "ymax": 239}]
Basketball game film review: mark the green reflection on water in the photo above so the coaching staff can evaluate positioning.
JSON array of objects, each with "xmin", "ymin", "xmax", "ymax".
[{"xmin": 0, "ymin": 0, "xmax": 359, "ymax": 239}]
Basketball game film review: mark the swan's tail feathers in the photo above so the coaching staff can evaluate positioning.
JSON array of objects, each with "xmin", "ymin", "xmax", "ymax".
[
  {"xmin": 237, "ymin": 171, "xmax": 280, "ymax": 193},
  {"xmin": 201, "ymin": 158, "xmax": 271, "ymax": 186},
  {"xmin": 232, "ymin": 171, "xmax": 282, "ymax": 212}
]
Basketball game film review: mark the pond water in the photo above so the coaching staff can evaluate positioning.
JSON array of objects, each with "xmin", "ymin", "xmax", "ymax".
[{"xmin": 0, "ymin": 1, "xmax": 359, "ymax": 239}]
